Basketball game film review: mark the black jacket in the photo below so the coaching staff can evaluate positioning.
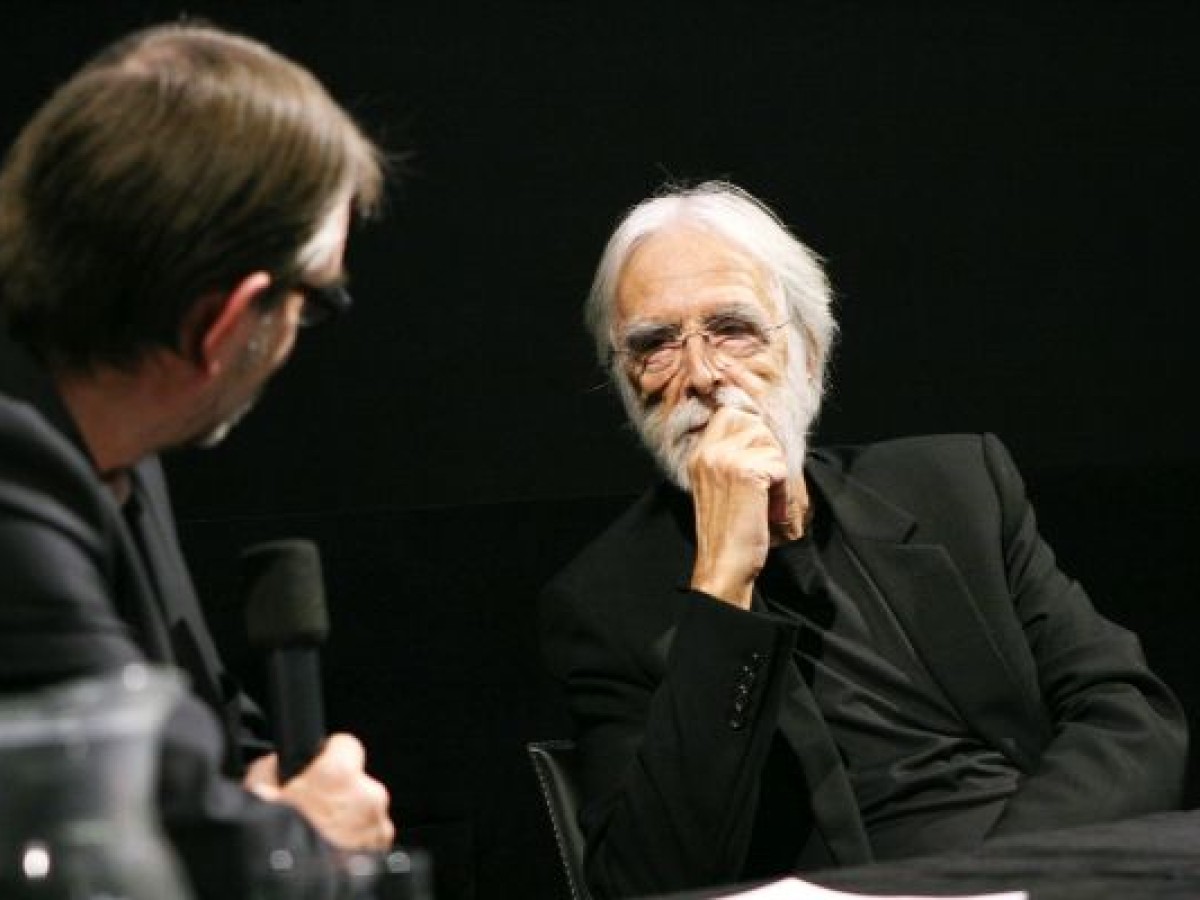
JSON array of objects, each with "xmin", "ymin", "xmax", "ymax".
[
  {"xmin": 0, "ymin": 331, "xmax": 342, "ymax": 898},
  {"xmin": 542, "ymin": 433, "xmax": 1187, "ymax": 898}
]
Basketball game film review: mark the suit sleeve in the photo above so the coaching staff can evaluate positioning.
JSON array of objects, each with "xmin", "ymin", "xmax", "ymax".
[
  {"xmin": 0, "ymin": 405, "xmax": 347, "ymax": 899},
  {"xmin": 981, "ymin": 433, "xmax": 1188, "ymax": 835},
  {"xmin": 542, "ymin": 583, "xmax": 798, "ymax": 899}
]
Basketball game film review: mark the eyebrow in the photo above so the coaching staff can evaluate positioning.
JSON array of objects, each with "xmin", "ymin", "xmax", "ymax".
[{"xmin": 617, "ymin": 302, "xmax": 774, "ymax": 339}]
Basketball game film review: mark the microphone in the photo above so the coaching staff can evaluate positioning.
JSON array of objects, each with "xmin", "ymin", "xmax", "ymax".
[{"xmin": 241, "ymin": 539, "xmax": 330, "ymax": 781}]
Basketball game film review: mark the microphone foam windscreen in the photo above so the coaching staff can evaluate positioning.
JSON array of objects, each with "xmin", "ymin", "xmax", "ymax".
[{"xmin": 241, "ymin": 539, "xmax": 330, "ymax": 647}]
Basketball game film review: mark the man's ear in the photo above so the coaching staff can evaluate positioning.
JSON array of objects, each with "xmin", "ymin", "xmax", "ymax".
[
  {"xmin": 803, "ymin": 327, "xmax": 823, "ymax": 383},
  {"xmin": 181, "ymin": 272, "xmax": 274, "ymax": 376}
]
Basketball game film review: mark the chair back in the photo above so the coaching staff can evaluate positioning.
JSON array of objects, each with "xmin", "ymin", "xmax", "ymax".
[{"xmin": 526, "ymin": 739, "xmax": 592, "ymax": 900}]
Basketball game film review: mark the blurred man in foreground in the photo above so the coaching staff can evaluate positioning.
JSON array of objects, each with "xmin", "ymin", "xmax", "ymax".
[
  {"xmin": 0, "ymin": 22, "xmax": 393, "ymax": 897},
  {"xmin": 542, "ymin": 181, "xmax": 1186, "ymax": 898}
]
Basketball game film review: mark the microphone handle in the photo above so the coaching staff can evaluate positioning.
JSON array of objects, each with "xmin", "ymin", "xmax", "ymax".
[{"xmin": 265, "ymin": 644, "xmax": 327, "ymax": 780}]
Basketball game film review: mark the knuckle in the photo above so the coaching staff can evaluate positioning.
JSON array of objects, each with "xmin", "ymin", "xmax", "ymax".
[
  {"xmin": 369, "ymin": 778, "xmax": 391, "ymax": 810},
  {"xmin": 330, "ymin": 732, "xmax": 365, "ymax": 754}
]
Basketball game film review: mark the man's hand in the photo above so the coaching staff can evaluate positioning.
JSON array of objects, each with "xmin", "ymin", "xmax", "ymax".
[
  {"xmin": 244, "ymin": 732, "xmax": 395, "ymax": 852},
  {"xmin": 688, "ymin": 406, "xmax": 806, "ymax": 609}
]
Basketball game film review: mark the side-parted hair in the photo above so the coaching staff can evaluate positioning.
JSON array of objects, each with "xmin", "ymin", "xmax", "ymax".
[
  {"xmin": 585, "ymin": 181, "xmax": 837, "ymax": 405},
  {"xmin": 0, "ymin": 21, "xmax": 384, "ymax": 371}
]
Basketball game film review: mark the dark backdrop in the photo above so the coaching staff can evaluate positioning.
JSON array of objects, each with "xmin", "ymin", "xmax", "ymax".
[
  {"xmin": 4, "ymin": 2, "xmax": 1195, "ymax": 514},
  {"xmin": 3, "ymin": 4, "xmax": 1198, "ymax": 899}
]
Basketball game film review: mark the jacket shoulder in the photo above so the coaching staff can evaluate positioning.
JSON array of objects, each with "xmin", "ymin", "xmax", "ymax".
[
  {"xmin": 815, "ymin": 432, "xmax": 1001, "ymax": 467},
  {"xmin": 543, "ymin": 483, "xmax": 691, "ymax": 604},
  {"xmin": 814, "ymin": 432, "xmax": 1016, "ymax": 487},
  {"xmin": 0, "ymin": 393, "xmax": 112, "ymax": 544}
]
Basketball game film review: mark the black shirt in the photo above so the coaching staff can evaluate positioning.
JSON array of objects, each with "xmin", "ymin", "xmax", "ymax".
[{"xmin": 759, "ymin": 515, "xmax": 1021, "ymax": 861}]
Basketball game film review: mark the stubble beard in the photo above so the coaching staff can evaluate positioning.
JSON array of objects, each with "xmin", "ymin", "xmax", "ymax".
[
  {"xmin": 194, "ymin": 395, "xmax": 259, "ymax": 448},
  {"xmin": 193, "ymin": 324, "xmax": 273, "ymax": 449}
]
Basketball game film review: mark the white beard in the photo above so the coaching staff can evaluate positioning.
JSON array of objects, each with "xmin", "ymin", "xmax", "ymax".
[{"xmin": 623, "ymin": 339, "xmax": 819, "ymax": 491}]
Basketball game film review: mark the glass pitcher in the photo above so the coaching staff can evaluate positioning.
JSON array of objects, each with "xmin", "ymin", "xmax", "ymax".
[{"xmin": 0, "ymin": 663, "xmax": 193, "ymax": 899}]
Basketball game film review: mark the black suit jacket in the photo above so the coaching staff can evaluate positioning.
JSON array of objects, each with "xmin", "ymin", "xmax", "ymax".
[
  {"xmin": 0, "ymin": 332, "xmax": 342, "ymax": 898},
  {"xmin": 541, "ymin": 433, "xmax": 1187, "ymax": 899}
]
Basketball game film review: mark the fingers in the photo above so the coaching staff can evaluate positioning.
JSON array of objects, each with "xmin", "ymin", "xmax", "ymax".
[
  {"xmin": 688, "ymin": 406, "xmax": 787, "ymax": 489},
  {"xmin": 262, "ymin": 732, "xmax": 396, "ymax": 852},
  {"xmin": 314, "ymin": 732, "xmax": 367, "ymax": 777},
  {"xmin": 686, "ymin": 404, "xmax": 809, "ymax": 606},
  {"xmin": 243, "ymin": 752, "xmax": 282, "ymax": 801},
  {"xmin": 767, "ymin": 478, "xmax": 790, "ymax": 525},
  {"xmin": 696, "ymin": 404, "xmax": 766, "ymax": 442},
  {"xmin": 688, "ymin": 407, "xmax": 788, "ymax": 608}
]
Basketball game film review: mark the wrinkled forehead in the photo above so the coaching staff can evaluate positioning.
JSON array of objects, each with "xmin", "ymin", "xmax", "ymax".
[{"xmin": 613, "ymin": 227, "xmax": 779, "ymax": 329}]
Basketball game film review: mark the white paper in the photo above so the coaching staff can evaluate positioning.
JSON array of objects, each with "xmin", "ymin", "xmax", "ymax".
[{"xmin": 717, "ymin": 876, "xmax": 1027, "ymax": 900}]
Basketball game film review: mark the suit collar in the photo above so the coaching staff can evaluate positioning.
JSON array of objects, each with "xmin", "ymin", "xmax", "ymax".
[
  {"xmin": 805, "ymin": 447, "xmax": 1050, "ymax": 770},
  {"xmin": 1, "ymin": 328, "xmax": 180, "ymax": 663},
  {"xmin": 0, "ymin": 328, "xmax": 91, "ymax": 462},
  {"xmin": 805, "ymin": 450, "xmax": 916, "ymax": 544}
]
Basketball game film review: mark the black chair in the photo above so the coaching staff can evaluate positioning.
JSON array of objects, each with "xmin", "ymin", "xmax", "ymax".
[{"xmin": 526, "ymin": 739, "xmax": 592, "ymax": 900}]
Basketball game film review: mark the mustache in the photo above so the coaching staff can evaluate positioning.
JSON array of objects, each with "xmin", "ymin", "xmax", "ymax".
[
  {"xmin": 624, "ymin": 340, "xmax": 815, "ymax": 492},
  {"xmin": 649, "ymin": 386, "xmax": 762, "ymax": 447}
]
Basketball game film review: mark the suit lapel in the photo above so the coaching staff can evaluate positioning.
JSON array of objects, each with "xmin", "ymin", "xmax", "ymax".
[
  {"xmin": 126, "ymin": 464, "xmax": 227, "ymax": 713},
  {"xmin": 106, "ymin": 494, "xmax": 177, "ymax": 664},
  {"xmin": 0, "ymin": 333, "xmax": 176, "ymax": 666},
  {"xmin": 773, "ymin": 663, "xmax": 874, "ymax": 865},
  {"xmin": 808, "ymin": 457, "xmax": 1049, "ymax": 771}
]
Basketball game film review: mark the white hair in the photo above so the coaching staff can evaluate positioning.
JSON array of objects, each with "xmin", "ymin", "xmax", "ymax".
[
  {"xmin": 585, "ymin": 181, "xmax": 838, "ymax": 412},
  {"xmin": 586, "ymin": 181, "xmax": 835, "ymax": 487},
  {"xmin": 296, "ymin": 188, "xmax": 352, "ymax": 274}
]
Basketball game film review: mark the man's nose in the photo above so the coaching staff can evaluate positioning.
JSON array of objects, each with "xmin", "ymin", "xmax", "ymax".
[{"xmin": 679, "ymin": 331, "xmax": 723, "ymax": 396}]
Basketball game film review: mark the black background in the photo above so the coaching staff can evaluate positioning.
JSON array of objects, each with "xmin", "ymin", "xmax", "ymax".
[
  {"xmin": 3, "ymin": 4, "xmax": 1199, "ymax": 899},
  {"xmin": 3, "ymin": 2, "xmax": 1195, "ymax": 515}
]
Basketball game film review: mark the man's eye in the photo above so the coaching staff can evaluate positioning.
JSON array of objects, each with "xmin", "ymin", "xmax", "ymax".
[
  {"xmin": 700, "ymin": 314, "xmax": 748, "ymax": 333},
  {"xmin": 707, "ymin": 316, "xmax": 761, "ymax": 338},
  {"xmin": 628, "ymin": 333, "xmax": 676, "ymax": 355}
]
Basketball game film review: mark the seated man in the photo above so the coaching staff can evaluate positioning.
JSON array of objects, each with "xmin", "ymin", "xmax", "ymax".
[
  {"xmin": 541, "ymin": 181, "xmax": 1187, "ymax": 898},
  {"xmin": 0, "ymin": 23, "xmax": 392, "ymax": 898}
]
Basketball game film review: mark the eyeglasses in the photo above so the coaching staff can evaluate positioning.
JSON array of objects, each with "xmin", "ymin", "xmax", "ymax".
[
  {"xmin": 612, "ymin": 313, "xmax": 790, "ymax": 378},
  {"xmin": 296, "ymin": 280, "xmax": 353, "ymax": 327}
]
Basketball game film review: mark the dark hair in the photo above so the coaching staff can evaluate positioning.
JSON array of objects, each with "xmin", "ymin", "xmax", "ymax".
[{"xmin": 0, "ymin": 22, "xmax": 384, "ymax": 371}]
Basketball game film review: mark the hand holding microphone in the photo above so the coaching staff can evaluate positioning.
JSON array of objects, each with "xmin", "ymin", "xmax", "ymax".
[
  {"xmin": 243, "ymin": 733, "xmax": 394, "ymax": 852},
  {"xmin": 240, "ymin": 540, "xmax": 394, "ymax": 852}
]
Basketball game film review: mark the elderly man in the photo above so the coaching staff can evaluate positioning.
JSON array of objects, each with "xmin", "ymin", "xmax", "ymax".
[
  {"xmin": 541, "ymin": 181, "xmax": 1187, "ymax": 898},
  {"xmin": 0, "ymin": 23, "xmax": 392, "ymax": 898}
]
